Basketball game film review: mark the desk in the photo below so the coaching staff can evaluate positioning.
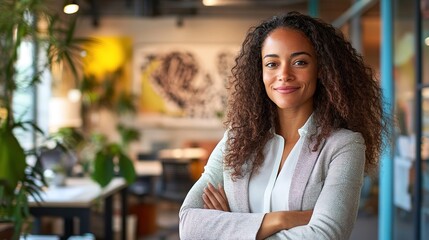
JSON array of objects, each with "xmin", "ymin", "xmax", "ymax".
[
  {"xmin": 134, "ymin": 160, "xmax": 162, "ymax": 176},
  {"xmin": 29, "ymin": 178, "xmax": 127, "ymax": 240}
]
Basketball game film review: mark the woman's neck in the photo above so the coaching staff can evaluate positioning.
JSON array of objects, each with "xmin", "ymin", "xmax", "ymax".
[{"xmin": 276, "ymin": 109, "xmax": 312, "ymax": 142}]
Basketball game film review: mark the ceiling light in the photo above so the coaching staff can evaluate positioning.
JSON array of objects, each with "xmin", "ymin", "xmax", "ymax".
[
  {"xmin": 202, "ymin": 0, "xmax": 217, "ymax": 6},
  {"xmin": 425, "ymin": 37, "xmax": 429, "ymax": 46},
  {"xmin": 64, "ymin": 1, "xmax": 79, "ymax": 14}
]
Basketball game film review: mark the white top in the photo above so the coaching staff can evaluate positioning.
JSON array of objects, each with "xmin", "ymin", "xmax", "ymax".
[{"xmin": 248, "ymin": 115, "xmax": 314, "ymax": 213}]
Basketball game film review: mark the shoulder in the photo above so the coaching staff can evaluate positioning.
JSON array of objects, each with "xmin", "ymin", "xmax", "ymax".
[
  {"xmin": 325, "ymin": 128, "xmax": 365, "ymax": 146},
  {"xmin": 319, "ymin": 128, "xmax": 366, "ymax": 155},
  {"xmin": 317, "ymin": 128, "xmax": 366, "ymax": 170}
]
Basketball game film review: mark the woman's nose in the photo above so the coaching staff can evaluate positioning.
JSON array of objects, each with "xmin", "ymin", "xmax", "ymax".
[{"xmin": 278, "ymin": 65, "xmax": 293, "ymax": 81}]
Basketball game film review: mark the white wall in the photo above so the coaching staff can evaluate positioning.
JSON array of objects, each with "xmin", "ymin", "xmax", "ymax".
[{"xmin": 75, "ymin": 16, "xmax": 262, "ymax": 156}]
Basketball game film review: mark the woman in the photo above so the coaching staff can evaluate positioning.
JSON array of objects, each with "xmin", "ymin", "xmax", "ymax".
[{"xmin": 179, "ymin": 11, "xmax": 384, "ymax": 240}]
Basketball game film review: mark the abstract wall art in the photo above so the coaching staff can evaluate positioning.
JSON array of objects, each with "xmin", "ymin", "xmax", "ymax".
[{"xmin": 134, "ymin": 44, "xmax": 238, "ymax": 121}]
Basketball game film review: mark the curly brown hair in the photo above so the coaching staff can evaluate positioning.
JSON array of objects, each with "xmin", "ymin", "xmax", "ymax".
[{"xmin": 224, "ymin": 11, "xmax": 384, "ymax": 179}]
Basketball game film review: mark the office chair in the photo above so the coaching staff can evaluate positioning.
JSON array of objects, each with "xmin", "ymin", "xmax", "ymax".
[
  {"xmin": 128, "ymin": 152, "xmax": 159, "ymax": 199},
  {"xmin": 158, "ymin": 159, "xmax": 195, "ymax": 203}
]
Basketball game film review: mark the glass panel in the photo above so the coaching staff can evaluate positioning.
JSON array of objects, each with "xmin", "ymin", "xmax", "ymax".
[
  {"xmin": 13, "ymin": 41, "xmax": 35, "ymax": 150},
  {"xmin": 421, "ymin": 5, "xmax": 429, "ymax": 239},
  {"xmin": 393, "ymin": 0, "xmax": 416, "ymax": 239},
  {"xmin": 422, "ymin": 90, "xmax": 429, "ymax": 240}
]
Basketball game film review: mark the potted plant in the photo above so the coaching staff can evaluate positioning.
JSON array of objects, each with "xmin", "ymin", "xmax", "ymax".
[
  {"xmin": 0, "ymin": 1, "xmax": 138, "ymax": 237},
  {"xmin": 0, "ymin": 0, "xmax": 90, "ymax": 238},
  {"xmin": 78, "ymin": 71, "xmax": 139, "ymax": 188}
]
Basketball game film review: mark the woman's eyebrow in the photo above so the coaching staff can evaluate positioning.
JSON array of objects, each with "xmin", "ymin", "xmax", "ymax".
[
  {"xmin": 263, "ymin": 51, "xmax": 312, "ymax": 59},
  {"xmin": 290, "ymin": 51, "xmax": 312, "ymax": 58},
  {"xmin": 263, "ymin": 54, "xmax": 279, "ymax": 59}
]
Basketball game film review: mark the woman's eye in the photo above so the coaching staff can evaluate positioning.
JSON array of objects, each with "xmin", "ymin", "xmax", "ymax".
[
  {"xmin": 265, "ymin": 62, "xmax": 277, "ymax": 68},
  {"xmin": 293, "ymin": 60, "xmax": 307, "ymax": 66}
]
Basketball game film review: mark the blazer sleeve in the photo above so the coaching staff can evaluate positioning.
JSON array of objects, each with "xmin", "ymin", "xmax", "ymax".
[
  {"xmin": 179, "ymin": 132, "xmax": 265, "ymax": 240},
  {"xmin": 266, "ymin": 131, "xmax": 366, "ymax": 240}
]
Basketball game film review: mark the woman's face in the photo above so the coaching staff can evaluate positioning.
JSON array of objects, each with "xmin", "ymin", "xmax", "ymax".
[{"xmin": 261, "ymin": 27, "xmax": 318, "ymax": 113}]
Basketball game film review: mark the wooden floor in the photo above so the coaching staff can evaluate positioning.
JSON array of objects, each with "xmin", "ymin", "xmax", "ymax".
[{"xmin": 138, "ymin": 201, "xmax": 180, "ymax": 240}]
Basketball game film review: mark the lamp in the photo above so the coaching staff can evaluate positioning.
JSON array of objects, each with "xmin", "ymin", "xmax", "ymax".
[{"xmin": 64, "ymin": 0, "xmax": 79, "ymax": 14}]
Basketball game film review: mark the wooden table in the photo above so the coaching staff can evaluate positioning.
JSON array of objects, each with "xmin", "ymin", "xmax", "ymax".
[{"xmin": 29, "ymin": 177, "xmax": 127, "ymax": 240}]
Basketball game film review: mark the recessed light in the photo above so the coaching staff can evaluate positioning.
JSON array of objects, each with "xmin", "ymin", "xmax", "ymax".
[
  {"xmin": 202, "ymin": 0, "xmax": 217, "ymax": 6},
  {"xmin": 64, "ymin": 2, "xmax": 79, "ymax": 14}
]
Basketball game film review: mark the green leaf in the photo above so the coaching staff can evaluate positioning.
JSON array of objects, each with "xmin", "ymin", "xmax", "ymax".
[
  {"xmin": 91, "ymin": 151, "xmax": 115, "ymax": 188},
  {"xmin": 118, "ymin": 153, "xmax": 136, "ymax": 184},
  {"xmin": 12, "ymin": 120, "xmax": 44, "ymax": 135},
  {"xmin": 65, "ymin": 16, "xmax": 77, "ymax": 44},
  {"xmin": 116, "ymin": 93, "xmax": 137, "ymax": 115},
  {"xmin": 0, "ymin": 128, "xmax": 27, "ymax": 195},
  {"xmin": 108, "ymin": 143, "xmax": 122, "ymax": 156},
  {"xmin": 117, "ymin": 124, "xmax": 140, "ymax": 148}
]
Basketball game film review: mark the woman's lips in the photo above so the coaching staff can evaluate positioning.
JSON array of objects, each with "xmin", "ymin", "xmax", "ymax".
[{"xmin": 274, "ymin": 86, "xmax": 300, "ymax": 94}]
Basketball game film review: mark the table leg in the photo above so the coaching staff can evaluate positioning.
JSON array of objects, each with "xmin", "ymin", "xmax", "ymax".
[
  {"xmin": 79, "ymin": 209, "xmax": 91, "ymax": 235},
  {"xmin": 121, "ymin": 187, "xmax": 127, "ymax": 240},
  {"xmin": 64, "ymin": 218, "xmax": 74, "ymax": 236},
  {"xmin": 104, "ymin": 195, "xmax": 113, "ymax": 240},
  {"xmin": 32, "ymin": 217, "xmax": 41, "ymax": 234},
  {"xmin": 30, "ymin": 207, "xmax": 90, "ymax": 239}
]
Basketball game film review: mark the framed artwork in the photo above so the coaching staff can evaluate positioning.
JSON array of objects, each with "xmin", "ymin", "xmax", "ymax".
[{"xmin": 133, "ymin": 44, "xmax": 238, "ymax": 123}]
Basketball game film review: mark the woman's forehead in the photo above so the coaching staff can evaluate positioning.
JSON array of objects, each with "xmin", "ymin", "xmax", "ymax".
[{"xmin": 262, "ymin": 28, "xmax": 316, "ymax": 55}]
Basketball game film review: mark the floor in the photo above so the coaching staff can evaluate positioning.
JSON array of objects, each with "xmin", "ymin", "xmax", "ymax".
[
  {"xmin": 350, "ymin": 211, "xmax": 378, "ymax": 240},
  {"xmin": 138, "ymin": 201, "xmax": 180, "ymax": 240}
]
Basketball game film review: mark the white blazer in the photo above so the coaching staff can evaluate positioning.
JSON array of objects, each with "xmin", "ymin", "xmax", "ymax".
[{"xmin": 179, "ymin": 128, "xmax": 366, "ymax": 240}]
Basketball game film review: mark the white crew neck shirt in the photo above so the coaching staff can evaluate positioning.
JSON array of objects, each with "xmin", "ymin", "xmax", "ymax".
[{"xmin": 248, "ymin": 114, "xmax": 314, "ymax": 213}]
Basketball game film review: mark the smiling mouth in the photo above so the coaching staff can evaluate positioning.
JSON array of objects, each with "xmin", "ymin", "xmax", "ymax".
[{"xmin": 274, "ymin": 86, "xmax": 300, "ymax": 94}]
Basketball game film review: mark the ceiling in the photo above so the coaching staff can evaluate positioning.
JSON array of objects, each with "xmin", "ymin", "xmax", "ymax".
[
  {"xmin": 72, "ymin": 0, "xmax": 380, "ymax": 67},
  {"xmin": 80, "ymin": 0, "xmax": 307, "ymax": 18},
  {"xmin": 77, "ymin": 0, "xmax": 379, "ymax": 24}
]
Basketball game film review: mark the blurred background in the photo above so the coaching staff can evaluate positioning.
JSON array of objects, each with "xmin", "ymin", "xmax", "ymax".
[{"xmin": 1, "ymin": 0, "xmax": 429, "ymax": 239}]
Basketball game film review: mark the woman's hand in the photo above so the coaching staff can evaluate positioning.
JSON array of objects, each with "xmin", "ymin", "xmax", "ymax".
[
  {"xmin": 202, "ymin": 182, "xmax": 230, "ymax": 212},
  {"xmin": 256, "ymin": 210, "xmax": 313, "ymax": 240}
]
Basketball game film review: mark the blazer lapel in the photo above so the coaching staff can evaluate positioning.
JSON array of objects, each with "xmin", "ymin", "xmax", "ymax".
[{"xmin": 288, "ymin": 137, "xmax": 325, "ymax": 210}]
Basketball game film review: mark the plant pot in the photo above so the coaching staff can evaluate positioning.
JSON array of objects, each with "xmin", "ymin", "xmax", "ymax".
[{"xmin": 0, "ymin": 222, "xmax": 14, "ymax": 239}]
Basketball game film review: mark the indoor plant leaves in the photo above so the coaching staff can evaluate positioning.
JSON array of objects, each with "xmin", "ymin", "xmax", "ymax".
[{"xmin": 0, "ymin": 126, "xmax": 26, "ymax": 195}]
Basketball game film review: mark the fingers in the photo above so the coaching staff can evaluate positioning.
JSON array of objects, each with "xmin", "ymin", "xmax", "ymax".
[
  {"xmin": 204, "ymin": 183, "xmax": 226, "ymax": 211},
  {"xmin": 218, "ymin": 183, "xmax": 228, "ymax": 201},
  {"xmin": 202, "ymin": 185, "xmax": 219, "ymax": 210},
  {"xmin": 210, "ymin": 183, "xmax": 230, "ymax": 211},
  {"xmin": 203, "ymin": 193, "xmax": 214, "ymax": 209},
  {"xmin": 217, "ymin": 183, "xmax": 230, "ymax": 211},
  {"xmin": 202, "ymin": 182, "xmax": 230, "ymax": 211},
  {"xmin": 202, "ymin": 185, "xmax": 216, "ymax": 209}
]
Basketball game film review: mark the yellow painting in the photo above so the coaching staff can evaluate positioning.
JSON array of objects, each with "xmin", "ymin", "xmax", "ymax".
[{"xmin": 83, "ymin": 36, "xmax": 132, "ymax": 95}]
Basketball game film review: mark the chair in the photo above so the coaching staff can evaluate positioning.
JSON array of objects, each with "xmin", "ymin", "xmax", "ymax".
[
  {"xmin": 158, "ymin": 159, "xmax": 195, "ymax": 203},
  {"xmin": 128, "ymin": 152, "xmax": 159, "ymax": 199},
  {"xmin": 128, "ymin": 153, "xmax": 160, "ymax": 237}
]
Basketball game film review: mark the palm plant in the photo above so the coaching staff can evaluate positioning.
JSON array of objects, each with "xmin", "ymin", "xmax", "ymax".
[{"xmin": 0, "ymin": 0, "xmax": 90, "ymax": 238}]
